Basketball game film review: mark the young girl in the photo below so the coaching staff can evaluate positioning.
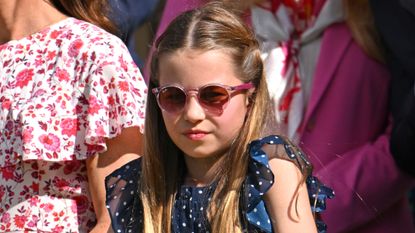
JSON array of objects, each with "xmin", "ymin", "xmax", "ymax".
[{"xmin": 105, "ymin": 2, "xmax": 333, "ymax": 233}]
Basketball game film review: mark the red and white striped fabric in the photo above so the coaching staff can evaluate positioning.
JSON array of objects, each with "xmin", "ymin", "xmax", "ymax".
[{"xmin": 251, "ymin": 0, "xmax": 343, "ymax": 141}]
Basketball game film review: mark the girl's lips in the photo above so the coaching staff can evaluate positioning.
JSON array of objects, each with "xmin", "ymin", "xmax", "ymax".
[{"xmin": 183, "ymin": 130, "xmax": 208, "ymax": 140}]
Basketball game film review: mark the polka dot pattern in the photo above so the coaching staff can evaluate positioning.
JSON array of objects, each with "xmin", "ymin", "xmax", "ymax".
[{"xmin": 105, "ymin": 135, "xmax": 334, "ymax": 233}]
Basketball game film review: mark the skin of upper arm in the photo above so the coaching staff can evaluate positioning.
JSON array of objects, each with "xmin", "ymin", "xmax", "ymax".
[
  {"xmin": 85, "ymin": 126, "xmax": 143, "ymax": 232},
  {"xmin": 264, "ymin": 158, "xmax": 317, "ymax": 233}
]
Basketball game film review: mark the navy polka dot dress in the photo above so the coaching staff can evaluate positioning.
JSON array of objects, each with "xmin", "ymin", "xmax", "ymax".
[{"xmin": 105, "ymin": 135, "xmax": 335, "ymax": 233}]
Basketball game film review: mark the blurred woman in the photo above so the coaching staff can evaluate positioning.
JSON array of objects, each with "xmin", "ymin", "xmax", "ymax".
[{"xmin": 0, "ymin": 0, "xmax": 147, "ymax": 232}]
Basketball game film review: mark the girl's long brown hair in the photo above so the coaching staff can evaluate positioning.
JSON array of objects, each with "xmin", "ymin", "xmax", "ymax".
[
  {"xmin": 49, "ymin": 0, "xmax": 117, "ymax": 34},
  {"xmin": 141, "ymin": 2, "xmax": 277, "ymax": 232}
]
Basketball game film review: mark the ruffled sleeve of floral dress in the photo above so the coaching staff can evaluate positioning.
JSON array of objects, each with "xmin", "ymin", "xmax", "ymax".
[
  {"xmin": 105, "ymin": 158, "xmax": 142, "ymax": 233},
  {"xmin": 0, "ymin": 17, "xmax": 148, "ymax": 165},
  {"xmin": 69, "ymin": 23, "xmax": 148, "ymax": 157},
  {"xmin": 243, "ymin": 135, "xmax": 335, "ymax": 233}
]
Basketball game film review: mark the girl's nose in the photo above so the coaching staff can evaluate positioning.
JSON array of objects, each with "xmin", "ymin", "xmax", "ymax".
[{"xmin": 182, "ymin": 95, "xmax": 206, "ymax": 123}]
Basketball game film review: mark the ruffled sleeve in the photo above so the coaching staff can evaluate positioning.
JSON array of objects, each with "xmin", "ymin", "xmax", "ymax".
[
  {"xmin": 105, "ymin": 158, "xmax": 142, "ymax": 233},
  {"xmin": 242, "ymin": 135, "xmax": 335, "ymax": 233},
  {"xmin": 9, "ymin": 20, "xmax": 148, "ymax": 164},
  {"xmin": 77, "ymin": 33, "xmax": 147, "ymax": 157}
]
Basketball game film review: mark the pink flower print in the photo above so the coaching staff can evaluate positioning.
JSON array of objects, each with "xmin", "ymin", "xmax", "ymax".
[
  {"xmin": 107, "ymin": 96, "xmax": 115, "ymax": 106},
  {"xmin": 50, "ymin": 30, "xmax": 61, "ymax": 39},
  {"xmin": 60, "ymin": 118, "xmax": 78, "ymax": 137},
  {"xmin": 55, "ymin": 67, "xmax": 70, "ymax": 82},
  {"xmin": 41, "ymin": 203, "xmax": 55, "ymax": 213},
  {"xmin": 47, "ymin": 50, "xmax": 57, "ymax": 60},
  {"xmin": 118, "ymin": 55, "xmax": 128, "ymax": 71},
  {"xmin": 94, "ymin": 121, "xmax": 106, "ymax": 136},
  {"xmin": 39, "ymin": 133, "xmax": 61, "ymax": 151},
  {"xmin": 15, "ymin": 68, "xmax": 34, "ymax": 88},
  {"xmin": 86, "ymin": 144, "xmax": 105, "ymax": 155},
  {"xmin": 28, "ymin": 196, "xmax": 40, "ymax": 207},
  {"xmin": 1, "ymin": 99, "xmax": 11, "ymax": 110},
  {"xmin": 53, "ymin": 210, "xmax": 65, "ymax": 222},
  {"xmin": 27, "ymin": 219, "xmax": 36, "ymax": 228},
  {"xmin": 118, "ymin": 80, "xmax": 130, "ymax": 92},
  {"xmin": 52, "ymin": 177, "xmax": 69, "ymax": 189},
  {"xmin": 1, "ymin": 165, "xmax": 15, "ymax": 181},
  {"xmin": 87, "ymin": 95, "xmax": 103, "ymax": 115},
  {"xmin": 0, "ymin": 213, "xmax": 10, "ymax": 224},
  {"xmin": 29, "ymin": 215, "xmax": 39, "ymax": 225},
  {"xmin": 68, "ymin": 39, "xmax": 84, "ymax": 57},
  {"xmin": 13, "ymin": 214, "xmax": 27, "ymax": 228},
  {"xmin": 72, "ymin": 195, "xmax": 89, "ymax": 214},
  {"xmin": 31, "ymin": 182, "xmax": 39, "ymax": 193},
  {"xmin": 22, "ymin": 127, "xmax": 34, "ymax": 143},
  {"xmin": 52, "ymin": 225, "xmax": 64, "ymax": 233},
  {"xmin": 34, "ymin": 58, "xmax": 43, "ymax": 67},
  {"xmin": 63, "ymin": 160, "xmax": 81, "ymax": 175}
]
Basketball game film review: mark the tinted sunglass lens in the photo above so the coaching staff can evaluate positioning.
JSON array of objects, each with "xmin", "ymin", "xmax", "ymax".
[
  {"xmin": 199, "ymin": 85, "xmax": 229, "ymax": 110},
  {"xmin": 158, "ymin": 87, "xmax": 186, "ymax": 113}
]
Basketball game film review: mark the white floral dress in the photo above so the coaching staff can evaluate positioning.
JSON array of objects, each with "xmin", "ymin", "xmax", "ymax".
[{"xmin": 0, "ymin": 17, "xmax": 147, "ymax": 232}]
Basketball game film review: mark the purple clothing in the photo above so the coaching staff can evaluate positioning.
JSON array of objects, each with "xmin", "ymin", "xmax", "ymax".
[{"xmin": 300, "ymin": 23, "xmax": 414, "ymax": 233}]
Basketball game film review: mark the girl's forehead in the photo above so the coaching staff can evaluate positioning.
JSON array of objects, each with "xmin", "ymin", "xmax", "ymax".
[
  {"xmin": 161, "ymin": 48, "xmax": 231, "ymax": 62},
  {"xmin": 158, "ymin": 49, "xmax": 241, "ymax": 87}
]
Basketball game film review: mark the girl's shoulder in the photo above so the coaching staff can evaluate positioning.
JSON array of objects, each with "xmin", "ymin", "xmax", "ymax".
[
  {"xmin": 249, "ymin": 135, "xmax": 308, "ymax": 162},
  {"xmin": 246, "ymin": 135, "xmax": 335, "ymax": 232}
]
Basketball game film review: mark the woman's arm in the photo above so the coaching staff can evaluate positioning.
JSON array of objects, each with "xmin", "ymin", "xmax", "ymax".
[
  {"xmin": 86, "ymin": 127, "xmax": 143, "ymax": 233},
  {"xmin": 265, "ymin": 158, "xmax": 317, "ymax": 233}
]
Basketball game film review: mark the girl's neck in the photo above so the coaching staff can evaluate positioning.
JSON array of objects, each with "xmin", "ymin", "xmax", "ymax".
[
  {"xmin": 183, "ymin": 154, "xmax": 224, "ymax": 187},
  {"xmin": 0, "ymin": 0, "xmax": 67, "ymax": 44}
]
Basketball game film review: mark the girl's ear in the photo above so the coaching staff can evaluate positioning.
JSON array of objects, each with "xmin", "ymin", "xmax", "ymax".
[{"xmin": 246, "ymin": 89, "xmax": 256, "ymax": 107}]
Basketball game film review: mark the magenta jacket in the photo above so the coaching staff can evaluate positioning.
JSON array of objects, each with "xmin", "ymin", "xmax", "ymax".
[{"xmin": 300, "ymin": 22, "xmax": 414, "ymax": 233}]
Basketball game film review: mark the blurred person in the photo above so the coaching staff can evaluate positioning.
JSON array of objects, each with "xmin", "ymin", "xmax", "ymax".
[
  {"xmin": 109, "ymin": 0, "xmax": 160, "ymax": 68},
  {"xmin": 370, "ymin": 0, "xmax": 415, "ymax": 225},
  {"xmin": 369, "ymin": 0, "xmax": 415, "ymax": 177},
  {"xmin": 0, "ymin": 0, "xmax": 147, "ymax": 232},
  {"xmin": 251, "ymin": 0, "xmax": 415, "ymax": 232}
]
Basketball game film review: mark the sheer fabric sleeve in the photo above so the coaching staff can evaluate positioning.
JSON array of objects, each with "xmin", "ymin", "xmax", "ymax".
[
  {"xmin": 105, "ymin": 158, "xmax": 143, "ymax": 233},
  {"xmin": 242, "ymin": 135, "xmax": 335, "ymax": 233}
]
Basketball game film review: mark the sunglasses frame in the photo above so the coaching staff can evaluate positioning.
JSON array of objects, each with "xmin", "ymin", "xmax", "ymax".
[{"xmin": 152, "ymin": 82, "xmax": 254, "ymax": 115}]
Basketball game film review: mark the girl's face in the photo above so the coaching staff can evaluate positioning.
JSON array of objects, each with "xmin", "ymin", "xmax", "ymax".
[{"xmin": 158, "ymin": 49, "xmax": 250, "ymax": 160}]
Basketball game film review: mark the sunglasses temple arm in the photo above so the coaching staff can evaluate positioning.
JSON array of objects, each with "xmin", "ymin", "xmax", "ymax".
[{"xmin": 233, "ymin": 82, "xmax": 254, "ymax": 91}]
